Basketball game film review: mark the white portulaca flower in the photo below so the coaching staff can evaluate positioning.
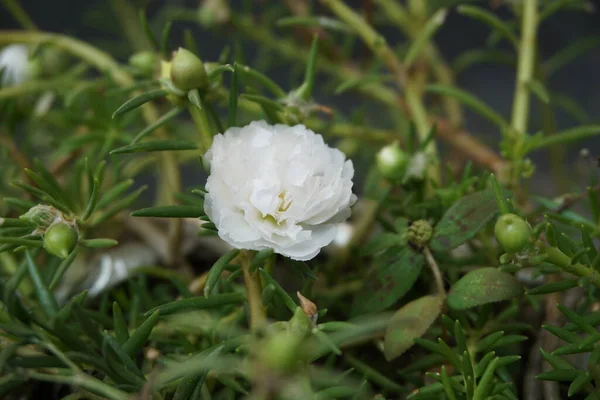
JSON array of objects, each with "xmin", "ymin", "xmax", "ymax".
[
  {"xmin": 0, "ymin": 45, "xmax": 31, "ymax": 87},
  {"xmin": 205, "ymin": 121, "xmax": 356, "ymax": 261}
]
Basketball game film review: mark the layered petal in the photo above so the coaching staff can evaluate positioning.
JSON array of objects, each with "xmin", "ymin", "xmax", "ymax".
[{"xmin": 204, "ymin": 121, "xmax": 355, "ymax": 260}]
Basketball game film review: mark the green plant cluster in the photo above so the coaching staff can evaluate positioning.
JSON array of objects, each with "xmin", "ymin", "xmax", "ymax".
[{"xmin": 1, "ymin": 0, "xmax": 600, "ymax": 399}]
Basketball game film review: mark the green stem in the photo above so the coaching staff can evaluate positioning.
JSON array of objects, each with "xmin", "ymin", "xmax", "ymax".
[
  {"xmin": 405, "ymin": 78, "xmax": 440, "ymax": 184},
  {"xmin": 544, "ymin": 246, "xmax": 600, "ymax": 288},
  {"xmin": 424, "ymin": 247, "xmax": 446, "ymax": 298},
  {"xmin": 188, "ymin": 105, "xmax": 214, "ymax": 153},
  {"xmin": 240, "ymin": 250, "xmax": 266, "ymax": 330},
  {"xmin": 27, "ymin": 371, "xmax": 129, "ymax": 400},
  {"xmin": 509, "ymin": 0, "xmax": 538, "ymax": 185},
  {"xmin": 1, "ymin": 0, "xmax": 38, "ymax": 30}
]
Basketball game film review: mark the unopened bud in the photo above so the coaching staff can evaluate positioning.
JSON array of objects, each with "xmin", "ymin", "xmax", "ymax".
[
  {"xmin": 297, "ymin": 292, "xmax": 318, "ymax": 326},
  {"xmin": 129, "ymin": 51, "xmax": 157, "ymax": 77},
  {"xmin": 170, "ymin": 48, "xmax": 208, "ymax": 92},
  {"xmin": 407, "ymin": 219, "xmax": 433, "ymax": 249},
  {"xmin": 376, "ymin": 142, "xmax": 408, "ymax": 181},
  {"xmin": 39, "ymin": 46, "xmax": 69, "ymax": 77},
  {"xmin": 44, "ymin": 221, "xmax": 78, "ymax": 259},
  {"xmin": 20, "ymin": 205, "xmax": 57, "ymax": 229}
]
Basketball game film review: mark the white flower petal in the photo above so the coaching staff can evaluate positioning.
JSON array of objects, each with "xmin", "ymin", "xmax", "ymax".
[
  {"xmin": 0, "ymin": 45, "xmax": 30, "ymax": 87},
  {"xmin": 205, "ymin": 121, "xmax": 355, "ymax": 260}
]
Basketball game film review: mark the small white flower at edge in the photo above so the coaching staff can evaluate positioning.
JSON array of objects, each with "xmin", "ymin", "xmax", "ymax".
[
  {"xmin": 0, "ymin": 45, "xmax": 32, "ymax": 87},
  {"xmin": 204, "ymin": 121, "xmax": 356, "ymax": 261}
]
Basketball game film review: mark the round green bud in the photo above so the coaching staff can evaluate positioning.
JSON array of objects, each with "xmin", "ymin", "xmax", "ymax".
[
  {"xmin": 259, "ymin": 331, "xmax": 304, "ymax": 373},
  {"xmin": 44, "ymin": 222, "xmax": 78, "ymax": 259},
  {"xmin": 407, "ymin": 219, "xmax": 433, "ymax": 249},
  {"xmin": 39, "ymin": 47, "xmax": 69, "ymax": 77},
  {"xmin": 170, "ymin": 48, "xmax": 208, "ymax": 92},
  {"xmin": 129, "ymin": 51, "xmax": 157, "ymax": 77},
  {"xmin": 376, "ymin": 142, "xmax": 407, "ymax": 181},
  {"xmin": 494, "ymin": 213, "xmax": 531, "ymax": 253}
]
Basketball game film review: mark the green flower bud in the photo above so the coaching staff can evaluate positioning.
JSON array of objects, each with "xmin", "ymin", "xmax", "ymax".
[
  {"xmin": 259, "ymin": 331, "xmax": 304, "ymax": 373},
  {"xmin": 376, "ymin": 142, "xmax": 407, "ymax": 181},
  {"xmin": 39, "ymin": 46, "xmax": 69, "ymax": 77},
  {"xmin": 20, "ymin": 205, "xmax": 57, "ymax": 228},
  {"xmin": 44, "ymin": 222, "xmax": 78, "ymax": 259},
  {"xmin": 129, "ymin": 51, "xmax": 157, "ymax": 77},
  {"xmin": 288, "ymin": 306, "xmax": 313, "ymax": 337},
  {"xmin": 170, "ymin": 48, "xmax": 208, "ymax": 92},
  {"xmin": 407, "ymin": 219, "xmax": 433, "ymax": 249},
  {"xmin": 494, "ymin": 213, "xmax": 531, "ymax": 253}
]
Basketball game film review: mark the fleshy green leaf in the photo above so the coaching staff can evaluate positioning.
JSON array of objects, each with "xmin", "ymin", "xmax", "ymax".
[
  {"xmin": 351, "ymin": 247, "xmax": 424, "ymax": 316},
  {"xmin": 131, "ymin": 205, "xmax": 206, "ymax": 218},
  {"xmin": 204, "ymin": 249, "xmax": 241, "ymax": 297},
  {"xmin": 122, "ymin": 310, "xmax": 160, "ymax": 357},
  {"xmin": 447, "ymin": 267, "xmax": 522, "ymax": 310},
  {"xmin": 457, "ymin": 5, "xmax": 518, "ymax": 48},
  {"xmin": 404, "ymin": 9, "xmax": 447, "ymax": 68},
  {"xmin": 80, "ymin": 238, "xmax": 119, "ymax": 249},
  {"xmin": 527, "ymin": 79, "xmax": 551, "ymax": 104},
  {"xmin": 276, "ymin": 16, "xmax": 352, "ymax": 33},
  {"xmin": 383, "ymin": 295, "xmax": 443, "ymax": 360},
  {"xmin": 536, "ymin": 369, "xmax": 580, "ymax": 382},
  {"xmin": 146, "ymin": 293, "xmax": 245, "ymax": 316},
  {"xmin": 112, "ymin": 89, "xmax": 169, "ymax": 118},
  {"xmin": 526, "ymin": 279, "xmax": 579, "ymax": 295},
  {"xmin": 430, "ymin": 189, "xmax": 498, "ymax": 252},
  {"xmin": 110, "ymin": 140, "xmax": 198, "ymax": 154}
]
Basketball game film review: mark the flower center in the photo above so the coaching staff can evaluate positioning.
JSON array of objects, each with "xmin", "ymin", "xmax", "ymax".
[
  {"xmin": 261, "ymin": 191, "xmax": 293, "ymax": 226},
  {"xmin": 276, "ymin": 191, "xmax": 293, "ymax": 213}
]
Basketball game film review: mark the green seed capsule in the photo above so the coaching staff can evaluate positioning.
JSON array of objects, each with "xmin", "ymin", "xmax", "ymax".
[
  {"xmin": 494, "ymin": 213, "xmax": 531, "ymax": 253},
  {"xmin": 259, "ymin": 331, "xmax": 304, "ymax": 373},
  {"xmin": 44, "ymin": 222, "xmax": 78, "ymax": 259},
  {"xmin": 170, "ymin": 48, "xmax": 208, "ymax": 92}
]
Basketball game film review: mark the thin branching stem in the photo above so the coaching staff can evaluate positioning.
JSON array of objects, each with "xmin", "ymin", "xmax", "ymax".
[
  {"xmin": 424, "ymin": 247, "xmax": 446, "ymax": 298},
  {"xmin": 509, "ymin": 0, "xmax": 538, "ymax": 186},
  {"xmin": 241, "ymin": 250, "xmax": 267, "ymax": 330}
]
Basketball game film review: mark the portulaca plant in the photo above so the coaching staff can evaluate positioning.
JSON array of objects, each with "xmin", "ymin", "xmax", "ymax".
[{"xmin": 2, "ymin": 1, "xmax": 600, "ymax": 400}]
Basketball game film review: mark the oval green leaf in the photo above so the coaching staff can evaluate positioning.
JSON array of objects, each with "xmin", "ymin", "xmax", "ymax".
[
  {"xmin": 430, "ymin": 189, "xmax": 499, "ymax": 252},
  {"xmin": 447, "ymin": 267, "xmax": 523, "ymax": 310},
  {"xmin": 351, "ymin": 247, "xmax": 424, "ymax": 316},
  {"xmin": 384, "ymin": 295, "xmax": 443, "ymax": 361}
]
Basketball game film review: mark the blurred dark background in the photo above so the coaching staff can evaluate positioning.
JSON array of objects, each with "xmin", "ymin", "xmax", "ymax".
[{"xmin": 2, "ymin": 0, "xmax": 600, "ymax": 193}]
